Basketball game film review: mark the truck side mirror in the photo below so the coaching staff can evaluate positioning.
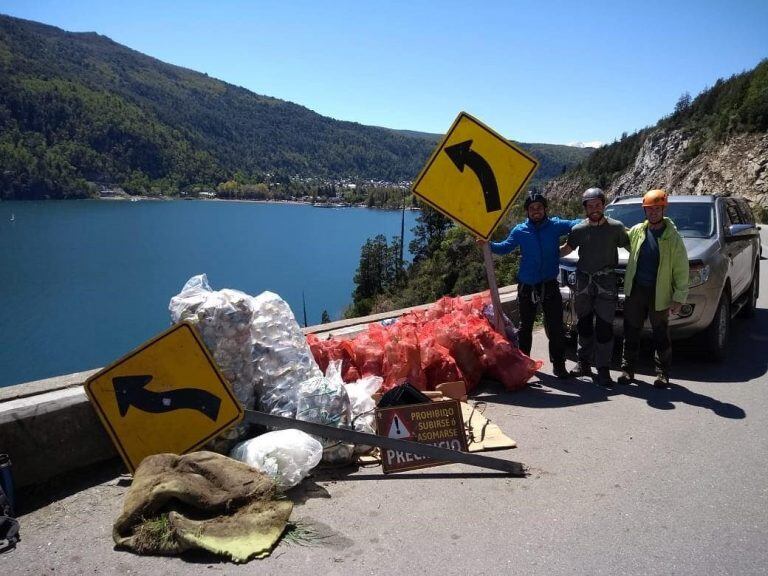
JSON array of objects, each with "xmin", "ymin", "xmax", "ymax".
[{"xmin": 725, "ymin": 223, "xmax": 756, "ymax": 241}]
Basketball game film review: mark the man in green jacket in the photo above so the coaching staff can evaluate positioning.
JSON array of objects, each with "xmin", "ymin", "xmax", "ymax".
[{"xmin": 618, "ymin": 189, "xmax": 689, "ymax": 388}]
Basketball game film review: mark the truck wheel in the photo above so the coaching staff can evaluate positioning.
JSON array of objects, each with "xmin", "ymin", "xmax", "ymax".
[
  {"xmin": 704, "ymin": 293, "xmax": 730, "ymax": 361},
  {"xmin": 739, "ymin": 264, "xmax": 759, "ymax": 318}
]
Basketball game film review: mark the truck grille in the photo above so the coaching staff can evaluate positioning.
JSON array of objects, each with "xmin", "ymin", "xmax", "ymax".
[{"xmin": 615, "ymin": 269, "xmax": 625, "ymax": 291}]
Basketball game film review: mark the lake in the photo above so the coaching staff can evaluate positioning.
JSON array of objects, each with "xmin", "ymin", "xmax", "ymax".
[{"xmin": 0, "ymin": 199, "xmax": 418, "ymax": 388}]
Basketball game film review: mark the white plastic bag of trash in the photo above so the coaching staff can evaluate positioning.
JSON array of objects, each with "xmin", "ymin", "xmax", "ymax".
[
  {"xmin": 296, "ymin": 362, "xmax": 355, "ymax": 465},
  {"xmin": 251, "ymin": 291, "xmax": 323, "ymax": 419},
  {"xmin": 229, "ymin": 429, "xmax": 323, "ymax": 490},
  {"xmin": 343, "ymin": 373, "xmax": 383, "ymax": 454},
  {"xmin": 168, "ymin": 274, "xmax": 258, "ymax": 450}
]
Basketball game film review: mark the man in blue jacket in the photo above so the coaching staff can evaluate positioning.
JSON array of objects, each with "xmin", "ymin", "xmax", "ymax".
[{"xmin": 480, "ymin": 191, "xmax": 582, "ymax": 378}]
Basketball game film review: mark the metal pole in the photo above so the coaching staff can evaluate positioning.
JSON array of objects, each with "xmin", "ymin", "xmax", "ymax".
[
  {"xmin": 399, "ymin": 189, "xmax": 405, "ymax": 273},
  {"xmin": 482, "ymin": 243, "xmax": 505, "ymax": 333},
  {"xmin": 242, "ymin": 410, "xmax": 525, "ymax": 476}
]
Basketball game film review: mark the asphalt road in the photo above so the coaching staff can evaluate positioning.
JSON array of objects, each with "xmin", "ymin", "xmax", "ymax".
[{"xmin": 6, "ymin": 229, "xmax": 768, "ymax": 576}]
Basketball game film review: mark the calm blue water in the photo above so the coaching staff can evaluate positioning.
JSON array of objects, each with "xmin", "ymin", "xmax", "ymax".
[{"xmin": 0, "ymin": 200, "xmax": 417, "ymax": 388}]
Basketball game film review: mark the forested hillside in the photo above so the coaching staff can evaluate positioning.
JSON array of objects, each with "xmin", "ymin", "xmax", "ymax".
[
  {"xmin": 0, "ymin": 14, "xmax": 591, "ymax": 200},
  {"xmin": 547, "ymin": 59, "xmax": 768, "ymax": 196}
]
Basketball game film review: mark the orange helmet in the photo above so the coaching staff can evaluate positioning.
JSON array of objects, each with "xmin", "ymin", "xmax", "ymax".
[{"xmin": 642, "ymin": 189, "xmax": 668, "ymax": 208}]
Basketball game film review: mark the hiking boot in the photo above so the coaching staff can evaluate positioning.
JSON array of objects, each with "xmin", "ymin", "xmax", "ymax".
[
  {"xmin": 553, "ymin": 361, "xmax": 570, "ymax": 379},
  {"xmin": 569, "ymin": 361, "xmax": 592, "ymax": 378},
  {"xmin": 596, "ymin": 367, "xmax": 614, "ymax": 387},
  {"xmin": 617, "ymin": 367, "xmax": 634, "ymax": 385},
  {"xmin": 653, "ymin": 374, "xmax": 670, "ymax": 388}
]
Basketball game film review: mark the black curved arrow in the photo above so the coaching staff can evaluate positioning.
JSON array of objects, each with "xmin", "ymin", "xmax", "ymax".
[
  {"xmin": 444, "ymin": 139, "xmax": 501, "ymax": 212},
  {"xmin": 113, "ymin": 375, "xmax": 222, "ymax": 422}
]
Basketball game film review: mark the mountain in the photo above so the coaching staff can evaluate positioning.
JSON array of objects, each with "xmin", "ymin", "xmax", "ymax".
[
  {"xmin": 545, "ymin": 59, "xmax": 768, "ymax": 218},
  {"xmin": 0, "ymin": 14, "xmax": 592, "ymax": 200}
]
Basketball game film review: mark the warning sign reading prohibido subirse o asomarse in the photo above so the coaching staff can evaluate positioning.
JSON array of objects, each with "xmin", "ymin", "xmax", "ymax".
[{"xmin": 375, "ymin": 400, "xmax": 468, "ymax": 473}]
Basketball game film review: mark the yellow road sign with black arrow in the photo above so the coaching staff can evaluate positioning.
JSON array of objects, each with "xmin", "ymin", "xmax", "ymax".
[
  {"xmin": 411, "ymin": 112, "xmax": 539, "ymax": 240},
  {"xmin": 85, "ymin": 322, "xmax": 243, "ymax": 472}
]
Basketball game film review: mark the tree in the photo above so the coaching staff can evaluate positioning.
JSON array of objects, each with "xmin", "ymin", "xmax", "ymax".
[
  {"xmin": 348, "ymin": 234, "xmax": 403, "ymax": 317},
  {"xmin": 354, "ymin": 235, "xmax": 391, "ymax": 299},
  {"xmin": 321, "ymin": 310, "xmax": 331, "ymax": 323},
  {"xmin": 408, "ymin": 205, "xmax": 452, "ymax": 264},
  {"xmin": 675, "ymin": 92, "xmax": 692, "ymax": 114}
]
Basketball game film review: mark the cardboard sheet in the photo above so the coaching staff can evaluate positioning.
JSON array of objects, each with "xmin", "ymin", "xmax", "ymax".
[{"xmin": 460, "ymin": 401, "xmax": 516, "ymax": 452}]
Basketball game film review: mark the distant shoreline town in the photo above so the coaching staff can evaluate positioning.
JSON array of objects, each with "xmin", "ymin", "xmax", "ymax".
[
  {"xmin": 97, "ymin": 193, "xmax": 421, "ymax": 211},
  {"xmin": 93, "ymin": 175, "xmax": 419, "ymax": 211}
]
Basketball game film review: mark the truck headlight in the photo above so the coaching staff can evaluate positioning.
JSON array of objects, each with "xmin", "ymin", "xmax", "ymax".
[{"xmin": 688, "ymin": 263, "xmax": 710, "ymax": 288}]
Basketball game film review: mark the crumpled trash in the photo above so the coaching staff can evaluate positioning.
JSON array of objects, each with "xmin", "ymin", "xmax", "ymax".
[
  {"xmin": 482, "ymin": 303, "xmax": 519, "ymax": 347},
  {"xmin": 169, "ymin": 274, "xmax": 257, "ymax": 449},
  {"xmin": 343, "ymin": 373, "xmax": 383, "ymax": 454},
  {"xmin": 169, "ymin": 276, "xmax": 323, "ymax": 450},
  {"xmin": 296, "ymin": 362, "xmax": 354, "ymax": 465},
  {"xmin": 229, "ymin": 429, "xmax": 323, "ymax": 490},
  {"xmin": 113, "ymin": 451, "xmax": 292, "ymax": 563},
  {"xmin": 251, "ymin": 291, "xmax": 323, "ymax": 419}
]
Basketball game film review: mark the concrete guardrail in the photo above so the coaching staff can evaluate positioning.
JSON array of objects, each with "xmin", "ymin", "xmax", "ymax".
[{"xmin": 0, "ymin": 287, "xmax": 519, "ymax": 490}]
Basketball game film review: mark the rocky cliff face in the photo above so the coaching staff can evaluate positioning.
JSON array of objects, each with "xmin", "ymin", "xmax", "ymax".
[{"xmin": 544, "ymin": 128, "xmax": 768, "ymax": 212}]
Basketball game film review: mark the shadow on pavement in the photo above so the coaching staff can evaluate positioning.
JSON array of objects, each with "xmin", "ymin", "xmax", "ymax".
[
  {"xmin": 481, "ymin": 370, "xmax": 745, "ymax": 419},
  {"xmin": 559, "ymin": 309, "xmax": 768, "ymax": 384},
  {"xmin": 18, "ymin": 457, "xmax": 125, "ymax": 515},
  {"xmin": 479, "ymin": 376, "xmax": 611, "ymax": 409},
  {"xmin": 612, "ymin": 379, "xmax": 745, "ymax": 417},
  {"xmin": 495, "ymin": 305, "xmax": 768, "ymax": 418},
  {"xmin": 289, "ymin": 460, "xmax": 520, "ymax": 492},
  {"xmin": 672, "ymin": 308, "xmax": 768, "ymax": 383},
  {"xmin": 342, "ymin": 471, "xmax": 515, "ymax": 481}
]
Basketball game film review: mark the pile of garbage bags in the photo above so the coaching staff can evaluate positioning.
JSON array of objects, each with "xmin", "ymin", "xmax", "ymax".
[
  {"xmin": 307, "ymin": 295, "xmax": 542, "ymax": 394},
  {"xmin": 168, "ymin": 275, "xmax": 381, "ymax": 470},
  {"xmin": 166, "ymin": 277, "xmax": 538, "ymax": 485},
  {"xmin": 169, "ymin": 275, "xmax": 322, "ymax": 448}
]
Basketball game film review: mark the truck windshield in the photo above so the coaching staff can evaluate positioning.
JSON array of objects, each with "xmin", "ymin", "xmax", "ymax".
[{"xmin": 605, "ymin": 203, "xmax": 715, "ymax": 238}]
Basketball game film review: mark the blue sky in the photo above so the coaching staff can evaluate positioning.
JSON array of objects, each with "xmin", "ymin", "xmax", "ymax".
[{"xmin": 1, "ymin": 0, "xmax": 766, "ymax": 146}]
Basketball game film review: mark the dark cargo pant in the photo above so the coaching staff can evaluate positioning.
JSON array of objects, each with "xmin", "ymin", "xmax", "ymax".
[
  {"xmin": 621, "ymin": 281, "xmax": 672, "ymax": 376},
  {"xmin": 517, "ymin": 280, "xmax": 566, "ymax": 364},
  {"xmin": 574, "ymin": 270, "xmax": 618, "ymax": 369}
]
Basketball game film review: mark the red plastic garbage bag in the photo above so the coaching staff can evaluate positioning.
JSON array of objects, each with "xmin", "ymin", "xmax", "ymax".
[
  {"xmin": 425, "ymin": 296, "xmax": 454, "ymax": 321},
  {"xmin": 466, "ymin": 293, "xmax": 488, "ymax": 314},
  {"xmin": 474, "ymin": 323, "xmax": 542, "ymax": 391},
  {"xmin": 342, "ymin": 363, "xmax": 361, "ymax": 382},
  {"xmin": 315, "ymin": 337, "xmax": 359, "ymax": 382},
  {"xmin": 306, "ymin": 333, "xmax": 329, "ymax": 374},
  {"xmin": 420, "ymin": 339, "xmax": 465, "ymax": 390},
  {"xmin": 380, "ymin": 323, "xmax": 426, "ymax": 392},
  {"xmin": 398, "ymin": 310, "xmax": 427, "ymax": 328},
  {"xmin": 432, "ymin": 315, "xmax": 484, "ymax": 394},
  {"xmin": 349, "ymin": 325, "xmax": 386, "ymax": 378}
]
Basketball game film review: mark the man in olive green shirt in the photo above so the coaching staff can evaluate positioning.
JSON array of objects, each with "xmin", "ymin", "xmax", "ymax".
[{"xmin": 561, "ymin": 188, "xmax": 630, "ymax": 387}]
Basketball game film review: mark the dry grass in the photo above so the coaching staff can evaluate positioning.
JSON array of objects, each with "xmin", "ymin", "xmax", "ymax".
[
  {"xmin": 133, "ymin": 515, "xmax": 178, "ymax": 553},
  {"xmin": 281, "ymin": 520, "xmax": 323, "ymax": 547}
]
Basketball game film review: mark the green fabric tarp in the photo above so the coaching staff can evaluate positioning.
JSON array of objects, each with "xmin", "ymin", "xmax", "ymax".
[{"xmin": 113, "ymin": 451, "xmax": 293, "ymax": 563}]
